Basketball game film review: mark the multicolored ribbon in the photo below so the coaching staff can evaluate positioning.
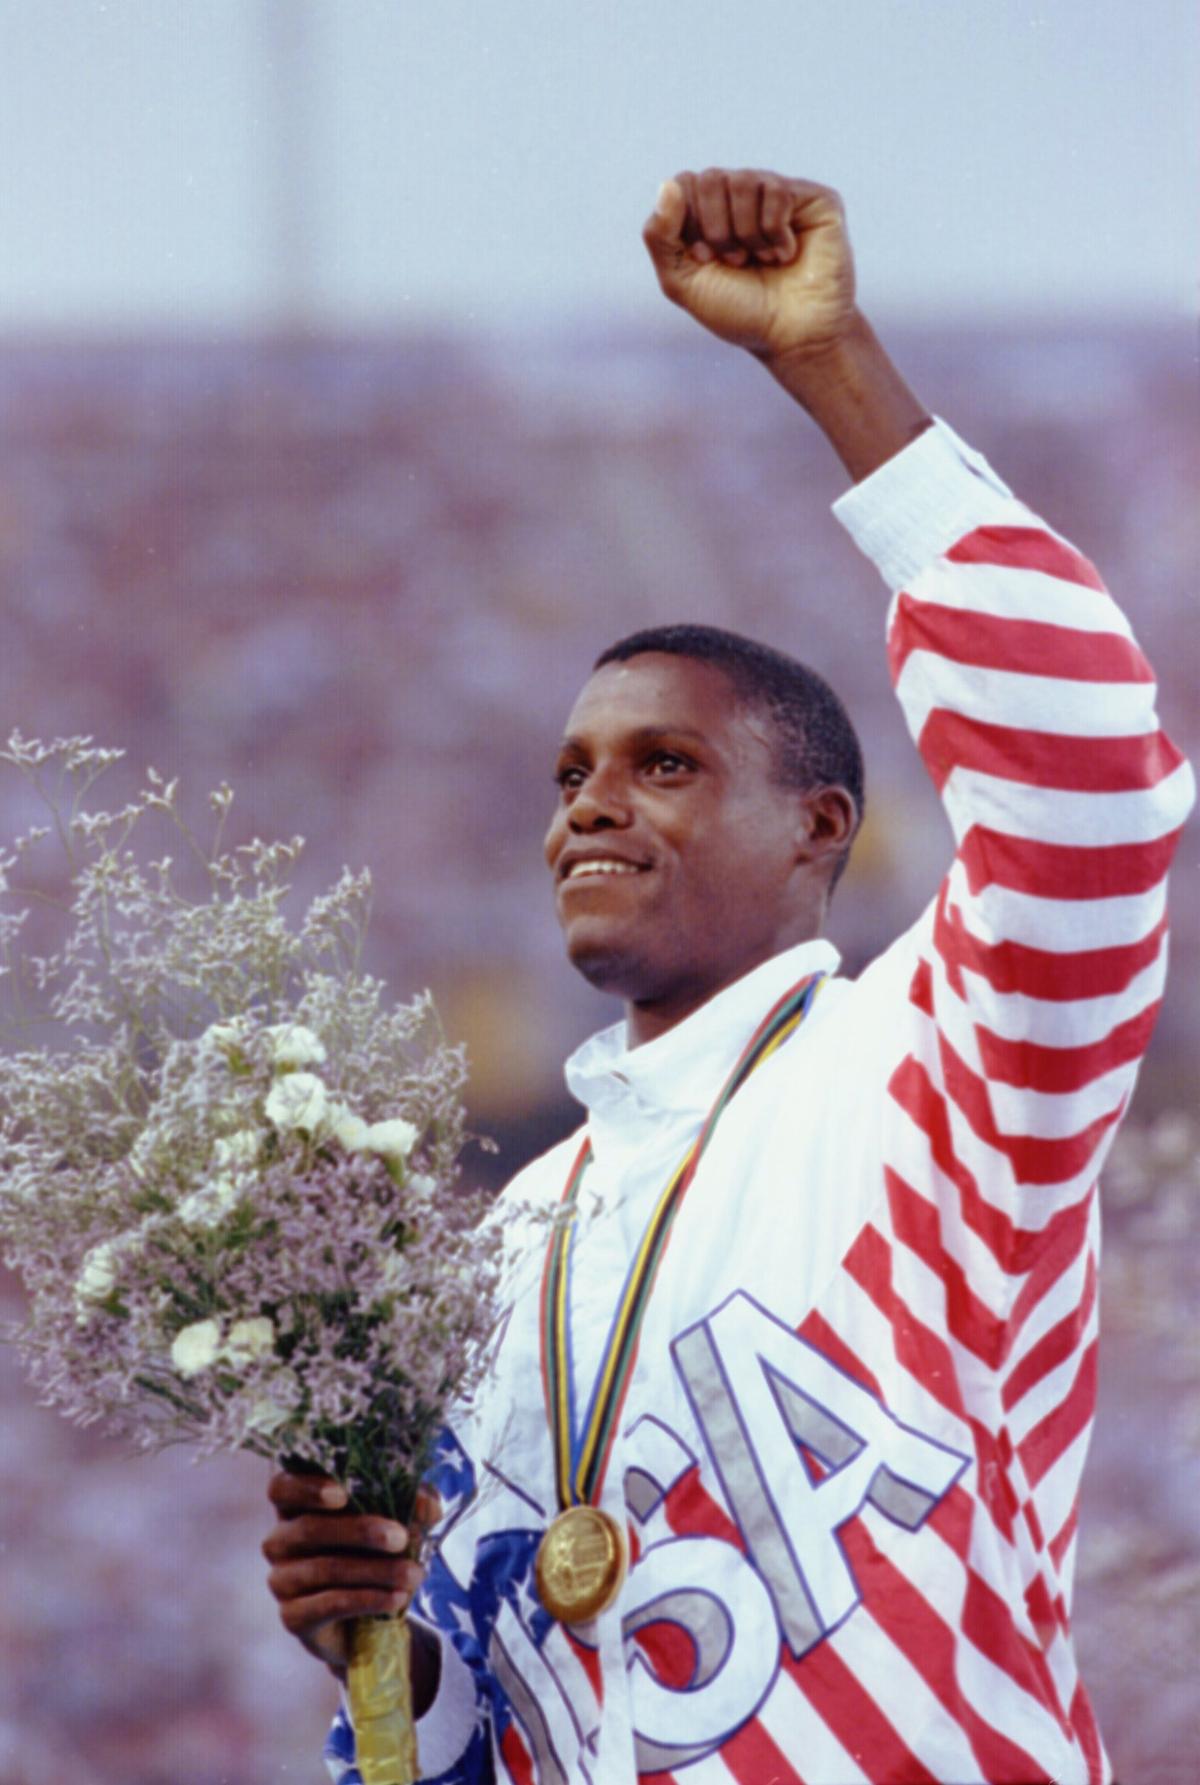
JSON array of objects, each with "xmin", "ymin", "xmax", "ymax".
[{"xmin": 540, "ymin": 971, "xmax": 826, "ymax": 1514}]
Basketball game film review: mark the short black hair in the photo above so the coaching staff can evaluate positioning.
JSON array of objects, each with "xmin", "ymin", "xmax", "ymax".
[{"xmin": 593, "ymin": 622, "xmax": 864, "ymax": 884}]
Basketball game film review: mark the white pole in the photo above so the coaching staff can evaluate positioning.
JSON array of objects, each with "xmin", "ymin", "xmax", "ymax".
[{"xmin": 260, "ymin": 0, "xmax": 319, "ymax": 332}]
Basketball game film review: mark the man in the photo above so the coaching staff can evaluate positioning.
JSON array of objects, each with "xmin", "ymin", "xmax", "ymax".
[{"xmin": 263, "ymin": 171, "xmax": 1192, "ymax": 1783}]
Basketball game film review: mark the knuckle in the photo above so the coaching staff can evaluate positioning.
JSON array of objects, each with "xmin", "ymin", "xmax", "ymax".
[
  {"xmin": 398, "ymin": 1560, "xmax": 425, "ymax": 1595},
  {"xmin": 304, "ymin": 1556, "xmax": 338, "ymax": 1591},
  {"xmin": 261, "ymin": 1526, "xmax": 292, "ymax": 1562},
  {"xmin": 266, "ymin": 1565, "xmax": 292, "ymax": 1601}
]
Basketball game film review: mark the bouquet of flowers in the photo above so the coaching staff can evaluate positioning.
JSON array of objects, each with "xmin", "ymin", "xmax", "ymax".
[{"xmin": 0, "ymin": 734, "xmax": 504, "ymax": 1784}]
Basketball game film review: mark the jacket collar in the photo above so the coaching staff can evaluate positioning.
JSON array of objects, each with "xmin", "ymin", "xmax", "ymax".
[{"xmin": 564, "ymin": 939, "xmax": 840, "ymax": 1138}]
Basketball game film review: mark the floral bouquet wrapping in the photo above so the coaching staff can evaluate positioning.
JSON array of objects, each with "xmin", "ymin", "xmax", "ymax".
[{"xmin": 0, "ymin": 736, "xmax": 505, "ymax": 1785}]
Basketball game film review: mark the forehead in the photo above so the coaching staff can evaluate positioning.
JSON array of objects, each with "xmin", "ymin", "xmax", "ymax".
[{"xmin": 561, "ymin": 652, "xmax": 769, "ymax": 753}]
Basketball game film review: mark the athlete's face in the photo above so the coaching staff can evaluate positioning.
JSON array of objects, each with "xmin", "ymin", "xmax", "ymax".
[{"xmin": 544, "ymin": 653, "xmax": 844, "ymax": 1044}]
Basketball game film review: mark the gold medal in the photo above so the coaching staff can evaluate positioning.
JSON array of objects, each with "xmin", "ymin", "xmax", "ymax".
[{"xmin": 535, "ymin": 1505, "xmax": 627, "ymax": 1624}]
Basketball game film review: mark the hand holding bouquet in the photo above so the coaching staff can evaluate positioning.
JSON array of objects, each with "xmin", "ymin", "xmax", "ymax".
[{"xmin": 0, "ymin": 735, "xmax": 504, "ymax": 1783}]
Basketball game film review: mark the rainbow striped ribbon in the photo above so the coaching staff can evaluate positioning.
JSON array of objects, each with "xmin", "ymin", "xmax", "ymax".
[{"xmin": 540, "ymin": 971, "xmax": 826, "ymax": 1514}]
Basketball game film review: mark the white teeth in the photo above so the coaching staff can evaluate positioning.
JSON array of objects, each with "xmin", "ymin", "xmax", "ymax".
[{"xmin": 566, "ymin": 860, "xmax": 641, "ymax": 879}]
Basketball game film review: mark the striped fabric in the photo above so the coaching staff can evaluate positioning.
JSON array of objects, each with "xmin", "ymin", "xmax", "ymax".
[{"xmin": 325, "ymin": 423, "xmax": 1192, "ymax": 1785}]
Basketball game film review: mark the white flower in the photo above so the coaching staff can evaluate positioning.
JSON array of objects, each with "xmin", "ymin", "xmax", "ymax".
[
  {"xmin": 265, "ymin": 1071, "xmax": 329, "ymax": 1135},
  {"xmin": 177, "ymin": 1173, "xmax": 240, "ymax": 1229},
  {"xmin": 378, "ymin": 1252, "xmax": 411, "ymax": 1294},
  {"xmin": 74, "ymin": 1240, "xmax": 121, "ymax": 1305},
  {"xmin": 127, "ymin": 1128, "xmax": 160, "ymax": 1181},
  {"xmin": 266, "ymin": 1022, "xmax": 327, "ymax": 1071},
  {"xmin": 407, "ymin": 1172, "xmax": 437, "ymax": 1200},
  {"xmin": 245, "ymin": 1369, "xmax": 300, "ymax": 1434},
  {"xmin": 328, "ymin": 1100, "xmax": 370, "ymax": 1153},
  {"xmin": 223, "ymin": 1315, "xmax": 276, "ymax": 1366},
  {"xmin": 364, "ymin": 1118, "xmax": 419, "ymax": 1161},
  {"xmin": 213, "ymin": 1129, "xmax": 260, "ymax": 1169},
  {"xmin": 171, "ymin": 1318, "xmax": 222, "ymax": 1377},
  {"xmin": 246, "ymin": 1398, "xmax": 291, "ymax": 1436},
  {"xmin": 199, "ymin": 1016, "xmax": 250, "ymax": 1058}
]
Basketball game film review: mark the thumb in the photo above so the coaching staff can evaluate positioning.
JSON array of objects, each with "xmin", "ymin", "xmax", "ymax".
[{"xmin": 642, "ymin": 177, "xmax": 690, "ymax": 277}]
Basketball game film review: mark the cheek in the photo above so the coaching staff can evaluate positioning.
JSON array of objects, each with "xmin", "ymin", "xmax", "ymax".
[
  {"xmin": 669, "ymin": 841, "xmax": 737, "ymax": 919},
  {"xmin": 689, "ymin": 815, "xmax": 788, "ymax": 910},
  {"xmin": 543, "ymin": 807, "xmax": 566, "ymax": 867}
]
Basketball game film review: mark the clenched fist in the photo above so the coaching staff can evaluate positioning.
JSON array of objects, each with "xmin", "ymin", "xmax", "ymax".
[{"xmin": 643, "ymin": 169, "xmax": 856, "ymax": 362}]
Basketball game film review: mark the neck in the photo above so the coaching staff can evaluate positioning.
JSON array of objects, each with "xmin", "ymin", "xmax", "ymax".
[
  {"xmin": 623, "ymin": 933, "xmax": 822, "ymax": 1049},
  {"xmin": 625, "ymin": 991, "xmax": 711, "ymax": 1049}
]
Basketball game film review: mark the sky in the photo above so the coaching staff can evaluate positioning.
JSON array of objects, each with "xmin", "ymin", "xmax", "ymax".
[{"xmin": 0, "ymin": 0, "xmax": 1196, "ymax": 331}]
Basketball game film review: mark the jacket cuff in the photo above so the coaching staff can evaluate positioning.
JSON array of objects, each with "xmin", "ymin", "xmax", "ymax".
[{"xmin": 831, "ymin": 417, "xmax": 1024, "ymax": 590}]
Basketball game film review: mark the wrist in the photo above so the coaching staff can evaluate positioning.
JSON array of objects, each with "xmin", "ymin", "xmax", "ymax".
[
  {"xmin": 755, "ymin": 306, "xmax": 874, "ymax": 390},
  {"xmin": 756, "ymin": 310, "xmax": 932, "ymax": 483}
]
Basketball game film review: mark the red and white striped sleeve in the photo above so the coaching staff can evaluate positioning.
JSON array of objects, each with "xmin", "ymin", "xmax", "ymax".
[
  {"xmin": 835, "ymin": 419, "xmax": 1192, "ymax": 1235},
  {"xmin": 828, "ymin": 423, "xmax": 1191, "ymax": 1772}
]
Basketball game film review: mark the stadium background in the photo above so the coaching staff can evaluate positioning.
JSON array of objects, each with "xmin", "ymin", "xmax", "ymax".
[{"xmin": 0, "ymin": 4, "xmax": 1196, "ymax": 1782}]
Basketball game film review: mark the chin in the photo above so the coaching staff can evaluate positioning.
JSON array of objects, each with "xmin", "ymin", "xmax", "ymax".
[
  {"xmin": 566, "ymin": 943, "xmax": 638, "ymax": 998},
  {"xmin": 563, "ymin": 924, "xmax": 656, "ymax": 1001}
]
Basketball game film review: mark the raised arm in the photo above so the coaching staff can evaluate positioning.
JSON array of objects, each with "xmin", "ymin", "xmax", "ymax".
[
  {"xmin": 642, "ymin": 168, "xmax": 931, "ymax": 481},
  {"xmin": 644, "ymin": 163, "xmax": 1194, "ymax": 1215},
  {"xmin": 645, "ymin": 176, "xmax": 1195, "ymax": 1727}
]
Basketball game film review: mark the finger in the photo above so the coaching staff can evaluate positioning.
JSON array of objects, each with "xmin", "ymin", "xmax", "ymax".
[
  {"xmin": 728, "ymin": 170, "xmax": 768, "ymax": 252},
  {"xmin": 693, "ymin": 168, "xmax": 737, "ymax": 261},
  {"xmin": 262, "ymin": 1512, "xmax": 410, "ymax": 1562},
  {"xmin": 675, "ymin": 169, "xmax": 699, "ymax": 238},
  {"xmin": 673, "ymin": 170, "xmax": 714, "ymax": 263},
  {"xmin": 644, "ymin": 177, "xmax": 686, "ymax": 245},
  {"xmin": 783, "ymin": 177, "xmax": 845, "ymax": 240},
  {"xmin": 760, "ymin": 179, "xmax": 797, "ymax": 264},
  {"xmin": 277, "ymin": 1585, "xmax": 411, "ymax": 1637},
  {"xmin": 641, "ymin": 176, "xmax": 690, "ymax": 272},
  {"xmin": 413, "ymin": 1486, "xmax": 443, "ymax": 1531},
  {"xmin": 268, "ymin": 1552, "xmax": 424, "ymax": 1606},
  {"xmin": 268, "ymin": 1470, "xmax": 347, "ymax": 1514}
]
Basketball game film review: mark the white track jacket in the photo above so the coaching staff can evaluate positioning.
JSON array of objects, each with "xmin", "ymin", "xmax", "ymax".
[{"xmin": 326, "ymin": 421, "xmax": 1192, "ymax": 1785}]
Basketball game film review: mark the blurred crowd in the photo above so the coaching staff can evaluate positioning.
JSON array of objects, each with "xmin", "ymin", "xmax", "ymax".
[{"xmin": 0, "ymin": 323, "xmax": 1196, "ymax": 1781}]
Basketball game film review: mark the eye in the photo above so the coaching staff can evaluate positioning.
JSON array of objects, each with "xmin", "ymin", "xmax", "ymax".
[
  {"xmin": 554, "ymin": 763, "xmax": 587, "ymax": 792},
  {"xmin": 645, "ymin": 750, "xmax": 692, "ymax": 778}
]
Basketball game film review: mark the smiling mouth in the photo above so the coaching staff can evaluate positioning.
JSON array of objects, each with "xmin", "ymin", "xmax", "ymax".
[{"xmin": 560, "ymin": 859, "xmax": 648, "ymax": 883}]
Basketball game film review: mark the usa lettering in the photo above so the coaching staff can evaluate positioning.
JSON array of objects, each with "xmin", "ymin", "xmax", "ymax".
[{"xmin": 617, "ymin": 1293, "xmax": 968, "ymax": 1769}]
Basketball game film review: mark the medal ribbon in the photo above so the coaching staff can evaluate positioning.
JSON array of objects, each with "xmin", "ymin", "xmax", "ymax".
[{"xmin": 540, "ymin": 970, "xmax": 825, "ymax": 1513}]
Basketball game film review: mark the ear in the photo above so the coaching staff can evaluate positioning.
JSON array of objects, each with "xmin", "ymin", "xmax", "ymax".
[{"xmin": 793, "ymin": 785, "xmax": 859, "ymax": 867}]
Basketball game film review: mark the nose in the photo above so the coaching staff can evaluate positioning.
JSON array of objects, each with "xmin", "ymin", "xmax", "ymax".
[
  {"xmin": 544, "ymin": 759, "xmax": 636, "ymax": 870},
  {"xmin": 567, "ymin": 765, "xmax": 633, "ymax": 832}
]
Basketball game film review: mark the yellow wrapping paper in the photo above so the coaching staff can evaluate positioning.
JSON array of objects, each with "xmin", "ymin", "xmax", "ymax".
[{"xmin": 347, "ymin": 1614, "xmax": 418, "ymax": 1785}]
